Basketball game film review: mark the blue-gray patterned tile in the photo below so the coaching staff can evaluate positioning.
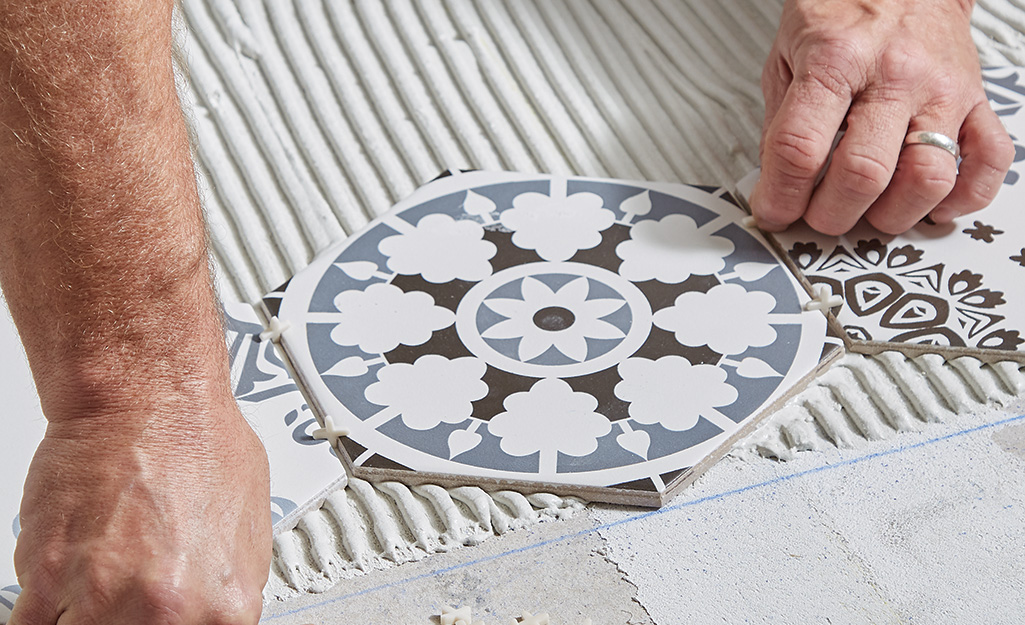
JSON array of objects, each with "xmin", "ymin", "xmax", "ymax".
[
  {"xmin": 268, "ymin": 172, "xmax": 843, "ymax": 506},
  {"xmin": 223, "ymin": 302, "xmax": 347, "ymax": 530}
]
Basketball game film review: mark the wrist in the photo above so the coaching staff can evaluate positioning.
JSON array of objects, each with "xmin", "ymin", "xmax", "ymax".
[{"xmin": 28, "ymin": 279, "xmax": 236, "ymax": 424}]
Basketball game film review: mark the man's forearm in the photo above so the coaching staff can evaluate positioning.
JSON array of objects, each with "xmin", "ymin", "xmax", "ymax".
[
  {"xmin": 0, "ymin": 0, "xmax": 231, "ymax": 421},
  {"xmin": 2, "ymin": 5, "xmax": 271, "ymax": 623}
]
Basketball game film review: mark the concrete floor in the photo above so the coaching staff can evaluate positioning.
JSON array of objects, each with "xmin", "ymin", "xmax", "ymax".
[{"xmin": 264, "ymin": 400, "xmax": 1025, "ymax": 625}]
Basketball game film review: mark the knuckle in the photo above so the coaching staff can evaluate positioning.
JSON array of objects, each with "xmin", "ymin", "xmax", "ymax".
[
  {"xmin": 959, "ymin": 192, "xmax": 990, "ymax": 213},
  {"xmin": 802, "ymin": 38, "xmax": 865, "ymax": 96},
  {"xmin": 137, "ymin": 579, "xmax": 189, "ymax": 624},
  {"xmin": 877, "ymin": 44, "xmax": 926, "ymax": 86},
  {"xmin": 918, "ymin": 67, "xmax": 973, "ymax": 117},
  {"xmin": 804, "ymin": 59, "xmax": 856, "ymax": 101},
  {"xmin": 765, "ymin": 129, "xmax": 829, "ymax": 179},
  {"xmin": 905, "ymin": 159, "xmax": 957, "ymax": 203},
  {"xmin": 985, "ymin": 130, "xmax": 1016, "ymax": 173},
  {"xmin": 959, "ymin": 179, "xmax": 1000, "ymax": 212},
  {"xmin": 834, "ymin": 151, "xmax": 892, "ymax": 199}
]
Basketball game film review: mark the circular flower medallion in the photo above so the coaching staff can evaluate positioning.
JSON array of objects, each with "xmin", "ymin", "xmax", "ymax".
[
  {"xmin": 272, "ymin": 173, "xmax": 830, "ymax": 496},
  {"xmin": 456, "ymin": 262, "xmax": 652, "ymax": 378}
]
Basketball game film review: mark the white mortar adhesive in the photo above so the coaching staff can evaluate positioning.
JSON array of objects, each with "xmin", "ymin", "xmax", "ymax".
[
  {"xmin": 171, "ymin": 0, "xmax": 1025, "ymax": 611},
  {"xmin": 265, "ymin": 480, "xmax": 584, "ymax": 599}
]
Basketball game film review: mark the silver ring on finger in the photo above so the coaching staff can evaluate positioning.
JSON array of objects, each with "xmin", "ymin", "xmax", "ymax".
[{"xmin": 903, "ymin": 130, "xmax": 960, "ymax": 159}]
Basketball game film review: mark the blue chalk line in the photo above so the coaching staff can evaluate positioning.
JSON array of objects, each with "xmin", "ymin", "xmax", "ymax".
[{"xmin": 262, "ymin": 411, "xmax": 1025, "ymax": 621}]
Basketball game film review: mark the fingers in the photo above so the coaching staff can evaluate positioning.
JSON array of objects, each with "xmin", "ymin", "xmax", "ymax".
[
  {"xmin": 759, "ymin": 48, "xmax": 793, "ymax": 152},
  {"xmin": 861, "ymin": 117, "xmax": 960, "ymax": 233},
  {"xmin": 929, "ymin": 102, "xmax": 1015, "ymax": 223},
  {"xmin": 801, "ymin": 96, "xmax": 910, "ymax": 234},
  {"xmin": 755, "ymin": 82, "xmax": 1004, "ymax": 235},
  {"xmin": 751, "ymin": 68, "xmax": 853, "ymax": 230}
]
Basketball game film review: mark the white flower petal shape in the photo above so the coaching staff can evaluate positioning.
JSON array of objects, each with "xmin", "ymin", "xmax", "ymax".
[
  {"xmin": 447, "ymin": 429, "xmax": 483, "ymax": 458},
  {"xmin": 379, "ymin": 213, "xmax": 497, "ymax": 283},
  {"xmin": 617, "ymin": 429, "xmax": 650, "ymax": 458},
  {"xmin": 335, "ymin": 261, "xmax": 378, "ymax": 281},
  {"xmin": 323, "ymin": 356, "xmax": 370, "ymax": 377},
  {"xmin": 552, "ymin": 331, "xmax": 588, "ymax": 362},
  {"xmin": 579, "ymin": 299, "xmax": 627, "ymax": 323},
  {"xmin": 617, "ymin": 214, "xmax": 735, "ymax": 283},
  {"xmin": 653, "ymin": 283, "xmax": 777, "ymax": 355},
  {"xmin": 364, "ymin": 356, "xmax": 488, "ymax": 430},
  {"xmin": 479, "ymin": 276, "xmax": 626, "ymax": 363},
  {"xmin": 500, "ymin": 191, "xmax": 615, "ymax": 261},
  {"xmin": 462, "ymin": 190, "xmax": 496, "ymax": 216},
  {"xmin": 616, "ymin": 356, "xmax": 739, "ymax": 431},
  {"xmin": 481, "ymin": 297, "xmax": 534, "ymax": 322},
  {"xmin": 551, "ymin": 276, "xmax": 590, "ymax": 306},
  {"xmin": 620, "ymin": 190, "xmax": 652, "ymax": 217},
  {"xmin": 577, "ymin": 318, "xmax": 626, "ymax": 340},
  {"xmin": 521, "ymin": 274, "xmax": 559, "ymax": 304},
  {"xmin": 489, "ymin": 378, "xmax": 611, "ymax": 457},
  {"xmin": 480, "ymin": 315, "xmax": 533, "ymax": 341},
  {"xmin": 331, "ymin": 283, "xmax": 455, "ymax": 354},
  {"xmin": 479, "ymin": 319, "xmax": 528, "ymax": 342},
  {"xmin": 735, "ymin": 357, "xmax": 783, "ymax": 378},
  {"xmin": 514, "ymin": 331, "xmax": 551, "ymax": 362},
  {"xmin": 733, "ymin": 261, "xmax": 776, "ymax": 282}
]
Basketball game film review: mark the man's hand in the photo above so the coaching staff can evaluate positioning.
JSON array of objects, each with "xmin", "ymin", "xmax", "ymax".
[
  {"xmin": 0, "ymin": 1, "xmax": 272, "ymax": 622},
  {"xmin": 751, "ymin": 0, "xmax": 1015, "ymax": 235},
  {"xmin": 10, "ymin": 404, "xmax": 271, "ymax": 625}
]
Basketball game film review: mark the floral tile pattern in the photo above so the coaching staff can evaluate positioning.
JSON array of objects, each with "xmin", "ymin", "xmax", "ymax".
[
  {"xmin": 269, "ymin": 172, "xmax": 842, "ymax": 506},
  {"xmin": 751, "ymin": 69, "xmax": 1025, "ymax": 362}
]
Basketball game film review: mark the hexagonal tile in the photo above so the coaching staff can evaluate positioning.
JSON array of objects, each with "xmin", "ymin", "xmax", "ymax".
[{"xmin": 267, "ymin": 172, "xmax": 842, "ymax": 506}]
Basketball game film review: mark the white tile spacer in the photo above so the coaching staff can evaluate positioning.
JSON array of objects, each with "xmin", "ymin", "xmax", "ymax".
[
  {"xmin": 259, "ymin": 316, "xmax": 291, "ymax": 342},
  {"xmin": 512, "ymin": 612, "xmax": 550, "ymax": 625},
  {"xmin": 311, "ymin": 414, "xmax": 350, "ymax": 448},
  {"xmin": 740, "ymin": 215, "xmax": 758, "ymax": 229},
  {"xmin": 803, "ymin": 284, "xmax": 843, "ymax": 313},
  {"xmin": 441, "ymin": 606, "xmax": 474, "ymax": 625}
]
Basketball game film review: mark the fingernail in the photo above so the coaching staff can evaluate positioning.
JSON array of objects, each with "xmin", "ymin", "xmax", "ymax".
[
  {"xmin": 747, "ymin": 185, "xmax": 786, "ymax": 231},
  {"xmin": 929, "ymin": 205, "xmax": 960, "ymax": 224}
]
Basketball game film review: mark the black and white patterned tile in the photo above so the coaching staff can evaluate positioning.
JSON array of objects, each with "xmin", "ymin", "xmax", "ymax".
[{"xmin": 749, "ymin": 68, "xmax": 1025, "ymax": 361}]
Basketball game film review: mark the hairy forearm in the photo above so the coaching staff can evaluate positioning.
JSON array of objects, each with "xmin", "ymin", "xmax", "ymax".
[{"xmin": 0, "ymin": 0, "xmax": 230, "ymax": 421}]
